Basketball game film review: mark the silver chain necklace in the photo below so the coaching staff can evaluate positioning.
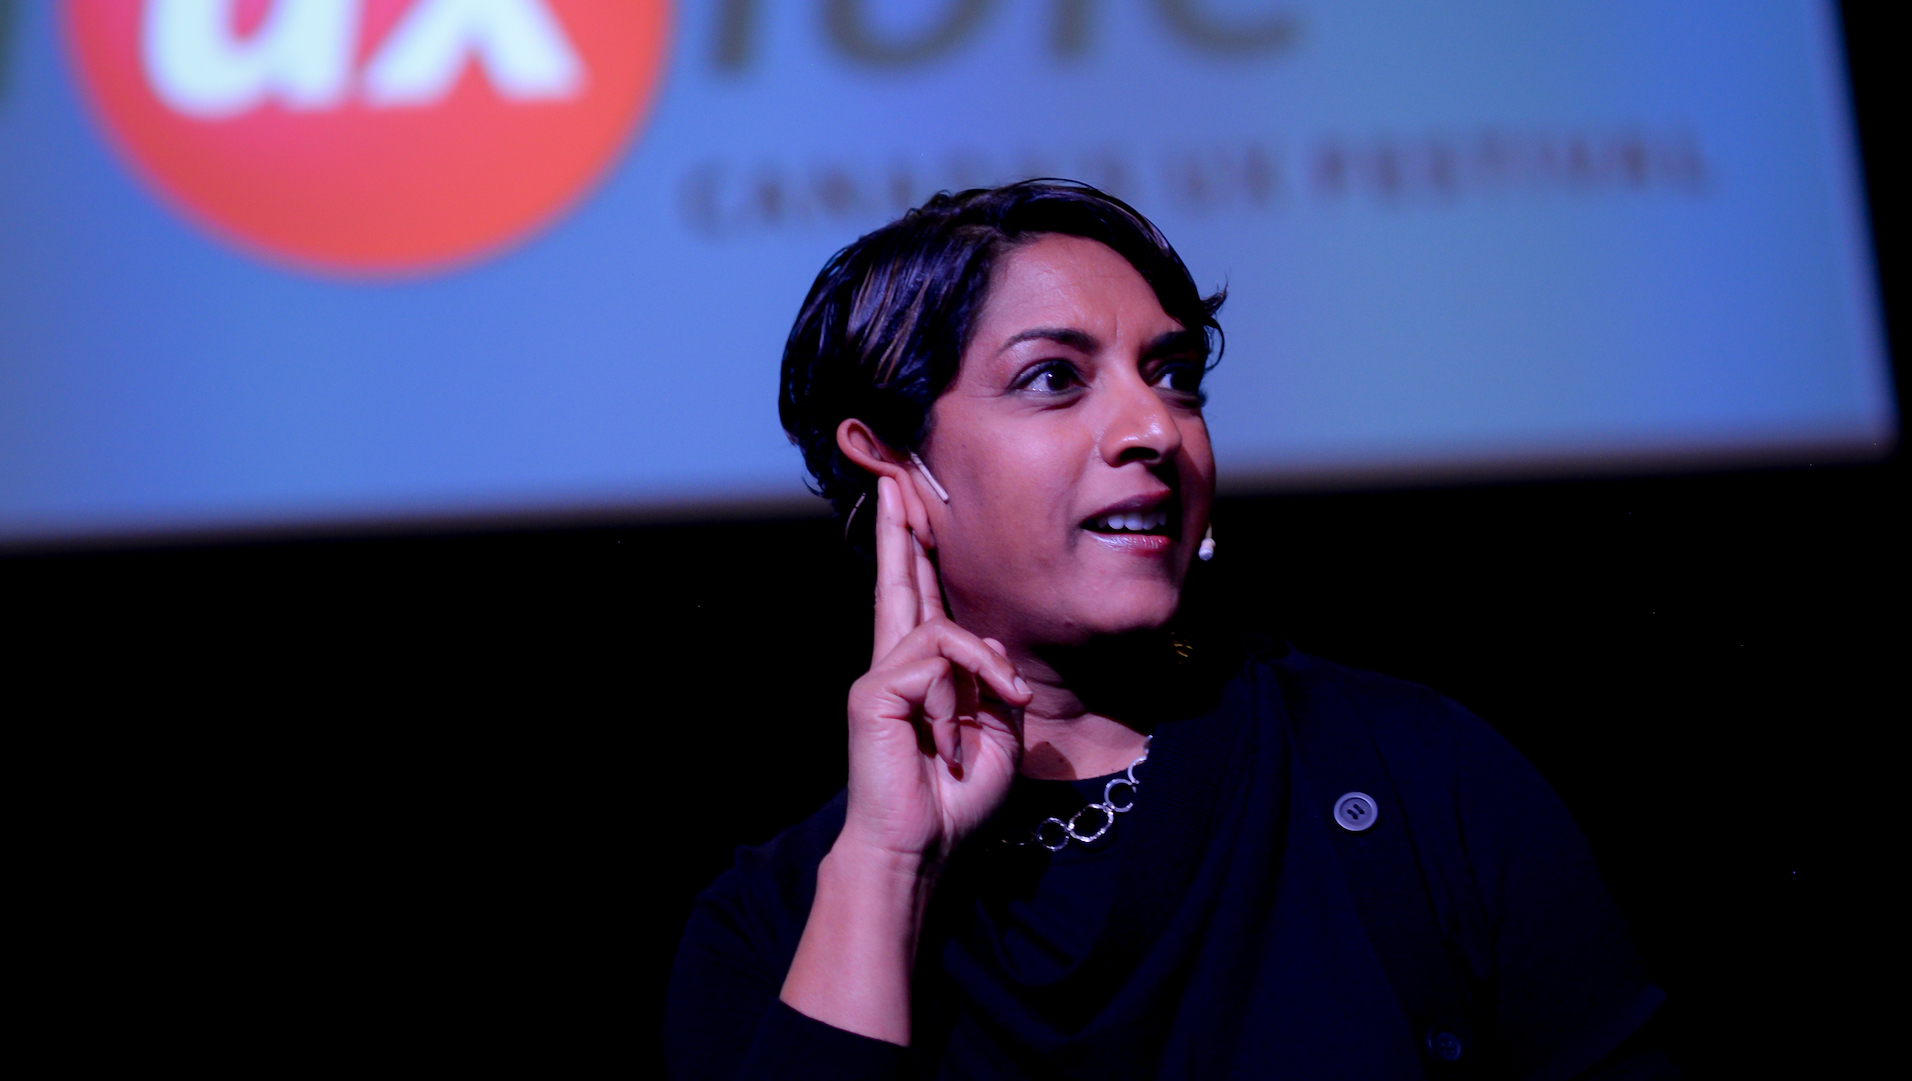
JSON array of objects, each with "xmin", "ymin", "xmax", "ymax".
[{"xmin": 1010, "ymin": 736, "xmax": 1152, "ymax": 852}]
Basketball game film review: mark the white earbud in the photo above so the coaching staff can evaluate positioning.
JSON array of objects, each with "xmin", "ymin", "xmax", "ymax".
[
  {"xmin": 909, "ymin": 451, "xmax": 951, "ymax": 503},
  {"xmin": 1198, "ymin": 524, "xmax": 1216, "ymax": 561}
]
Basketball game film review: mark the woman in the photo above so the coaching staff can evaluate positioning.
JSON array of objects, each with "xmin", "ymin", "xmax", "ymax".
[{"xmin": 667, "ymin": 182, "xmax": 1669, "ymax": 1079}]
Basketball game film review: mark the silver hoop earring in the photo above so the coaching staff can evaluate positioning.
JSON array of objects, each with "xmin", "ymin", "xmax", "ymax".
[{"xmin": 843, "ymin": 492, "xmax": 868, "ymax": 541}]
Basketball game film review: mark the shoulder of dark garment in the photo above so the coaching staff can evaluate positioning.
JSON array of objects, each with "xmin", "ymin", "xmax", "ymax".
[{"xmin": 666, "ymin": 642, "xmax": 1666, "ymax": 1080}]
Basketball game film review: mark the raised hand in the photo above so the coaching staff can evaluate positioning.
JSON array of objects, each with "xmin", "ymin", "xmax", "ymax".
[
  {"xmin": 841, "ymin": 474, "xmax": 1032, "ymax": 864},
  {"xmin": 780, "ymin": 472, "xmax": 1032, "ymax": 1046}
]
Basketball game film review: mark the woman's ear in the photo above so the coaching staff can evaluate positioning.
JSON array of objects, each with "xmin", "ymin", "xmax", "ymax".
[
  {"xmin": 837, "ymin": 418, "xmax": 938, "ymax": 549},
  {"xmin": 837, "ymin": 418, "xmax": 906, "ymax": 481}
]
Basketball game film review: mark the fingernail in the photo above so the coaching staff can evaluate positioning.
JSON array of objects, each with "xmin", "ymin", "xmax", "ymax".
[
  {"xmin": 1014, "ymin": 677, "xmax": 1030, "ymax": 697},
  {"xmin": 951, "ymin": 733, "xmax": 964, "ymax": 767}
]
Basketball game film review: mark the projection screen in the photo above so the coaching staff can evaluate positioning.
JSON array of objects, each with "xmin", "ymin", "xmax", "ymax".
[{"xmin": 0, "ymin": 1, "xmax": 1895, "ymax": 542}]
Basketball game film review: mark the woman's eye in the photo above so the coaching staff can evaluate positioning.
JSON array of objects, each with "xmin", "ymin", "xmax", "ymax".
[
  {"xmin": 1022, "ymin": 363, "xmax": 1083, "ymax": 394},
  {"xmin": 1152, "ymin": 361, "xmax": 1204, "ymax": 395}
]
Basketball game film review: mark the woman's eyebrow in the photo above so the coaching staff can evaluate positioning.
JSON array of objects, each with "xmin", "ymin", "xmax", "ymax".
[
  {"xmin": 997, "ymin": 326, "xmax": 1099, "ymax": 355},
  {"xmin": 1141, "ymin": 328, "xmax": 1206, "ymax": 359}
]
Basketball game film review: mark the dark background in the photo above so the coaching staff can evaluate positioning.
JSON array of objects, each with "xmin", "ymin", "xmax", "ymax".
[{"xmin": 9, "ymin": 3, "xmax": 1900, "ymax": 1075}]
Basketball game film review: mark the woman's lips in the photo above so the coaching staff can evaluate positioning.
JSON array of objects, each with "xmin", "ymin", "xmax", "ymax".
[{"xmin": 1084, "ymin": 530, "xmax": 1173, "ymax": 556}]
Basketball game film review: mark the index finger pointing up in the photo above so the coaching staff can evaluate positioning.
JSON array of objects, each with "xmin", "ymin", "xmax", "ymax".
[{"xmin": 871, "ymin": 476, "xmax": 920, "ymax": 665}]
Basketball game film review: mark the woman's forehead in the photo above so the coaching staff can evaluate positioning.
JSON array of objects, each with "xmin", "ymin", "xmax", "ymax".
[{"xmin": 978, "ymin": 236, "xmax": 1175, "ymax": 345}]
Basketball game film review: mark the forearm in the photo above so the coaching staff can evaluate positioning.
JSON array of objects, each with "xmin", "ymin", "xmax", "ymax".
[{"xmin": 779, "ymin": 840, "xmax": 936, "ymax": 1047}]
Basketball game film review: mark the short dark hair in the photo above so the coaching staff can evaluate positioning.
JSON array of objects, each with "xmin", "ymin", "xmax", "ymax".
[{"xmin": 778, "ymin": 180, "xmax": 1225, "ymax": 555}]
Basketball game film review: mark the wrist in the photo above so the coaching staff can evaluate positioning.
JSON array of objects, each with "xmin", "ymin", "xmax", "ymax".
[
  {"xmin": 826, "ymin": 829, "xmax": 939, "ymax": 883},
  {"xmin": 818, "ymin": 836, "xmax": 941, "ymax": 923},
  {"xmin": 781, "ymin": 834, "xmax": 937, "ymax": 1047}
]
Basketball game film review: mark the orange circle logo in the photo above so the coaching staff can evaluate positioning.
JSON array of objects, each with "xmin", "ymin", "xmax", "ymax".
[{"xmin": 64, "ymin": 1, "xmax": 672, "ymax": 275}]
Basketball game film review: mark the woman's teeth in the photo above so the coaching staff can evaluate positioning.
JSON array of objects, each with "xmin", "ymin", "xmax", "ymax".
[{"xmin": 1090, "ymin": 510, "xmax": 1169, "ymax": 533}]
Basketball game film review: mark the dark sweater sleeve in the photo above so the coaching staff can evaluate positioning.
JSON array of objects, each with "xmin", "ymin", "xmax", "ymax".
[
  {"xmin": 665, "ymin": 795, "xmax": 915, "ymax": 1081},
  {"xmin": 740, "ymin": 1001, "xmax": 916, "ymax": 1080},
  {"xmin": 1444, "ymin": 705, "xmax": 1668, "ymax": 1081}
]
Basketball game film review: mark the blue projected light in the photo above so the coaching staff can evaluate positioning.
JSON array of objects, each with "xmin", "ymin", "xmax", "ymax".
[{"xmin": 0, "ymin": 1, "xmax": 1895, "ymax": 542}]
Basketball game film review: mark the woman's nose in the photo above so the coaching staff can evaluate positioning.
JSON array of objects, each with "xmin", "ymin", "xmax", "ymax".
[{"xmin": 1098, "ymin": 375, "xmax": 1183, "ymax": 466}]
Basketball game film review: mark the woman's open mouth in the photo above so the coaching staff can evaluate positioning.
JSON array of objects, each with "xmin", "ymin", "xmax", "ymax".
[
  {"xmin": 1084, "ymin": 508, "xmax": 1173, "ymax": 536},
  {"xmin": 1081, "ymin": 497, "xmax": 1179, "ymax": 555}
]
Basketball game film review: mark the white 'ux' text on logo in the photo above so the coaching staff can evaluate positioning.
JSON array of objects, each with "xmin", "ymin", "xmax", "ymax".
[{"xmin": 142, "ymin": 0, "xmax": 586, "ymax": 118}]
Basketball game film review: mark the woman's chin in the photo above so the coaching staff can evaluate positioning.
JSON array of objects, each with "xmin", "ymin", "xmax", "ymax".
[{"xmin": 1061, "ymin": 589, "xmax": 1185, "ymax": 642}]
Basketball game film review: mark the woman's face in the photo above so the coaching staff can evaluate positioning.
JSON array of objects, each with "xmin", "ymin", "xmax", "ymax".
[{"xmin": 920, "ymin": 234, "xmax": 1215, "ymax": 651}]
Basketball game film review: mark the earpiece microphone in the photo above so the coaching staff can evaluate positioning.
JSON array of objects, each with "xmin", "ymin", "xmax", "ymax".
[
  {"xmin": 1199, "ymin": 525, "xmax": 1216, "ymax": 561},
  {"xmin": 909, "ymin": 451, "xmax": 951, "ymax": 503}
]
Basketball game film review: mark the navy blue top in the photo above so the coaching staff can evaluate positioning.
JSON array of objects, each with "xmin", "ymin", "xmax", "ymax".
[{"xmin": 666, "ymin": 643, "xmax": 1669, "ymax": 1079}]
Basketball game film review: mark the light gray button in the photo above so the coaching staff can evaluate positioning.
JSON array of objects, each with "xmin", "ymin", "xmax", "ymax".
[{"xmin": 1333, "ymin": 791, "xmax": 1378, "ymax": 832}]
